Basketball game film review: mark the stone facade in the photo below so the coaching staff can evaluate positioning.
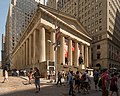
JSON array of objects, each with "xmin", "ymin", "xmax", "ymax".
[{"xmin": 12, "ymin": 5, "xmax": 92, "ymax": 72}]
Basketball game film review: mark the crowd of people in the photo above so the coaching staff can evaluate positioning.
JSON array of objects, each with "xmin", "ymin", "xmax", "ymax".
[
  {"xmin": 2, "ymin": 67, "xmax": 120, "ymax": 96},
  {"xmin": 56, "ymin": 68, "xmax": 119, "ymax": 96}
]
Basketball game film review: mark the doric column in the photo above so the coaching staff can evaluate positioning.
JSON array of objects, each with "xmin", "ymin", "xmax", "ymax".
[
  {"xmin": 39, "ymin": 27, "xmax": 46, "ymax": 62},
  {"xmin": 85, "ymin": 45, "xmax": 89, "ymax": 67},
  {"xmin": 29, "ymin": 35, "xmax": 32, "ymax": 65},
  {"xmin": 33, "ymin": 30, "xmax": 36, "ymax": 64},
  {"xmin": 20, "ymin": 47, "xmax": 22, "ymax": 68},
  {"xmin": 74, "ymin": 41, "xmax": 79, "ymax": 66},
  {"xmin": 68, "ymin": 38, "xmax": 72, "ymax": 66},
  {"xmin": 50, "ymin": 32, "xmax": 55, "ymax": 61},
  {"xmin": 60, "ymin": 35, "xmax": 65, "ymax": 65},
  {"xmin": 81, "ymin": 43, "xmax": 85, "ymax": 63},
  {"xmin": 26, "ymin": 39, "xmax": 28, "ymax": 65},
  {"xmin": 24, "ymin": 42, "xmax": 26, "ymax": 66},
  {"xmin": 88, "ymin": 46, "xmax": 92, "ymax": 67},
  {"xmin": 22, "ymin": 45, "xmax": 23, "ymax": 67}
]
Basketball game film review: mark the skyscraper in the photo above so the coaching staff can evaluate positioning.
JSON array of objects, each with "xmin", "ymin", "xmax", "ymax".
[
  {"xmin": 47, "ymin": 0, "xmax": 120, "ymax": 69},
  {"xmin": 5, "ymin": 0, "xmax": 41, "ymax": 69}
]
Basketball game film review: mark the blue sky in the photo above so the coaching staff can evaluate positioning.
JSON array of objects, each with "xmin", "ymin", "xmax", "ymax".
[{"xmin": 0, "ymin": 0, "xmax": 10, "ymax": 61}]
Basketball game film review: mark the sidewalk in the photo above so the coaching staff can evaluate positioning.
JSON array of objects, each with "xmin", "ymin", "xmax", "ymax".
[{"xmin": 19, "ymin": 76, "xmax": 54, "ymax": 84}]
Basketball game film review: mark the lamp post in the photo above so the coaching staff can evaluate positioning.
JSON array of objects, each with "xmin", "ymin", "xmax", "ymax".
[{"xmin": 47, "ymin": 39, "xmax": 60, "ymax": 82}]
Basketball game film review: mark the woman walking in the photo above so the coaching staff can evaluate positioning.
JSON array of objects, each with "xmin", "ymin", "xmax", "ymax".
[
  {"xmin": 33, "ymin": 67, "xmax": 40, "ymax": 93},
  {"xmin": 110, "ymin": 73, "xmax": 119, "ymax": 96}
]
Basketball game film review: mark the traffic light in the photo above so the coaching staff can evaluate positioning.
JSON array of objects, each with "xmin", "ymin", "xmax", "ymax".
[{"xmin": 79, "ymin": 57, "xmax": 83, "ymax": 65}]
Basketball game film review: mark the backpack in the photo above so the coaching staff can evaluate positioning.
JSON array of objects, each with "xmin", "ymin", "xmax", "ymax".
[{"xmin": 81, "ymin": 73, "xmax": 86, "ymax": 81}]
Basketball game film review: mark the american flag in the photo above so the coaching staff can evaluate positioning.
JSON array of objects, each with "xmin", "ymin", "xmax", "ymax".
[{"xmin": 55, "ymin": 26, "xmax": 61, "ymax": 42}]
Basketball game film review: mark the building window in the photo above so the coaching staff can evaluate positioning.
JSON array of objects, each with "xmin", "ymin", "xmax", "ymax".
[
  {"xmin": 99, "ymin": 18, "xmax": 102, "ymax": 23},
  {"xmin": 85, "ymin": 19, "xmax": 87, "ymax": 24},
  {"xmin": 91, "ymin": 29, "xmax": 94, "ymax": 33},
  {"xmin": 95, "ymin": 5, "xmax": 98, "ymax": 10},
  {"xmin": 91, "ymin": 7, "xmax": 94, "ymax": 12},
  {"xmin": 97, "ymin": 45, "xmax": 100, "ymax": 49},
  {"xmin": 95, "ymin": 20, "xmax": 98, "ymax": 25},
  {"xmin": 85, "ymin": 12, "xmax": 87, "ymax": 17},
  {"xmin": 88, "ymin": 3, "xmax": 91, "ymax": 8},
  {"xmin": 88, "ymin": 10, "xmax": 90, "ymax": 15},
  {"xmin": 88, "ymin": 24, "xmax": 91, "ymax": 29},
  {"xmin": 88, "ymin": 17, "xmax": 91, "ymax": 22},
  {"xmin": 99, "ymin": 10, "xmax": 102, "ymax": 15},
  {"xmin": 91, "ymin": 0, "xmax": 94, "ymax": 5},
  {"xmin": 99, "ymin": 26, "xmax": 102, "ymax": 31},
  {"xmin": 91, "ymin": 22, "xmax": 94, "ymax": 27},
  {"xmin": 85, "ymin": 6, "xmax": 87, "ymax": 10},
  {"xmin": 99, "ymin": 35, "xmax": 102, "ymax": 40},
  {"xmin": 97, "ymin": 53, "xmax": 101, "ymax": 59},
  {"xmin": 95, "ymin": 0, "xmax": 98, "ymax": 2},
  {"xmin": 99, "ymin": 2, "xmax": 102, "ymax": 7},
  {"xmin": 95, "ymin": 28, "xmax": 98, "ymax": 32},
  {"xmin": 91, "ymin": 15, "xmax": 94, "ymax": 19},
  {"xmin": 82, "ymin": 2, "xmax": 84, "ymax": 6},
  {"xmin": 95, "ymin": 13, "xmax": 98, "ymax": 17}
]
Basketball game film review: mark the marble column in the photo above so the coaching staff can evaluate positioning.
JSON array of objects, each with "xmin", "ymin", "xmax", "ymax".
[
  {"xmin": 60, "ymin": 36, "xmax": 65, "ymax": 65},
  {"xmin": 33, "ymin": 30, "xmax": 36, "ymax": 64},
  {"xmin": 88, "ymin": 46, "xmax": 92, "ymax": 67},
  {"xmin": 22, "ymin": 45, "xmax": 23, "ymax": 67},
  {"xmin": 85, "ymin": 45, "xmax": 89, "ymax": 67},
  {"xmin": 68, "ymin": 39, "xmax": 72, "ymax": 66},
  {"xmin": 81, "ymin": 43, "xmax": 84, "ymax": 63},
  {"xmin": 50, "ymin": 32, "xmax": 55, "ymax": 61},
  {"xmin": 74, "ymin": 41, "xmax": 79, "ymax": 66},
  {"xmin": 39, "ymin": 27, "xmax": 46, "ymax": 62},
  {"xmin": 29, "ymin": 35, "xmax": 32, "ymax": 65},
  {"xmin": 26, "ymin": 39, "xmax": 28, "ymax": 65}
]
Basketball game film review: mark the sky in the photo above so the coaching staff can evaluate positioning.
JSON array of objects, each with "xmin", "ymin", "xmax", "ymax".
[{"xmin": 0, "ymin": 0, "xmax": 10, "ymax": 61}]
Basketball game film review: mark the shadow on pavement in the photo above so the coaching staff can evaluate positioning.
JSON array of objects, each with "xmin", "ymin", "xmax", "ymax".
[{"xmin": 0, "ymin": 83, "xmax": 68, "ymax": 96}]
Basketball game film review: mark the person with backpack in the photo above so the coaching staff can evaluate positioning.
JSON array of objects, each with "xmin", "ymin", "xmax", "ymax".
[
  {"xmin": 68, "ymin": 71, "xmax": 75, "ymax": 96},
  {"xmin": 33, "ymin": 67, "xmax": 40, "ymax": 93},
  {"xmin": 110, "ymin": 73, "xmax": 119, "ymax": 96},
  {"xmin": 81, "ymin": 70, "xmax": 91, "ymax": 94},
  {"xmin": 93, "ymin": 70, "xmax": 99, "ymax": 91},
  {"xmin": 101, "ymin": 68, "xmax": 110, "ymax": 96}
]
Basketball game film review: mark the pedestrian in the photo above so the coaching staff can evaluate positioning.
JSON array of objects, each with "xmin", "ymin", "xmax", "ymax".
[
  {"xmin": 93, "ymin": 70, "xmax": 99, "ymax": 91},
  {"xmin": 2, "ymin": 68, "xmax": 9, "ymax": 83},
  {"xmin": 110, "ymin": 72, "xmax": 119, "ymax": 96},
  {"xmin": 101, "ymin": 68, "xmax": 110, "ymax": 96},
  {"xmin": 74, "ymin": 71, "xmax": 80, "ymax": 93},
  {"xmin": 28, "ymin": 68, "xmax": 33, "ymax": 84},
  {"xmin": 56, "ymin": 71, "xmax": 62, "ymax": 85},
  {"xmin": 68, "ymin": 71, "xmax": 75, "ymax": 96},
  {"xmin": 33, "ymin": 67, "xmax": 40, "ymax": 93},
  {"xmin": 98, "ymin": 71, "xmax": 102, "ymax": 91},
  {"xmin": 83, "ymin": 70, "xmax": 91, "ymax": 94}
]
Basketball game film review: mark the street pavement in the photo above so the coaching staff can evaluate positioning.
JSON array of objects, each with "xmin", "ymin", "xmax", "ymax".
[{"xmin": 0, "ymin": 76, "xmax": 120, "ymax": 96}]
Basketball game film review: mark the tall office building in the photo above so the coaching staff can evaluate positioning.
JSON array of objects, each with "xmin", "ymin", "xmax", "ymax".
[
  {"xmin": 1, "ymin": 34, "xmax": 6, "ymax": 68},
  {"xmin": 5, "ymin": 0, "xmax": 41, "ymax": 69},
  {"xmin": 47, "ymin": 0, "xmax": 120, "ymax": 69}
]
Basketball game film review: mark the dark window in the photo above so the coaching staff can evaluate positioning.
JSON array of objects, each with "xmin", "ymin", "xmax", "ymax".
[
  {"xmin": 97, "ymin": 53, "xmax": 101, "ymax": 59},
  {"xmin": 97, "ymin": 45, "xmax": 100, "ymax": 49}
]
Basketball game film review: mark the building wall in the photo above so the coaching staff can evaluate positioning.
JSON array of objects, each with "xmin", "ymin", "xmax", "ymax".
[
  {"xmin": 48, "ymin": 0, "xmax": 120, "ymax": 69},
  {"xmin": 12, "ymin": 6, "xmax": 92, "ymax": 71}
]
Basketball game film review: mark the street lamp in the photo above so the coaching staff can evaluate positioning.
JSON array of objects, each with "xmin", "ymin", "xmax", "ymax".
[{"xmin": 47, "ymin": 39, "xmax": 60, "ymax": 82}]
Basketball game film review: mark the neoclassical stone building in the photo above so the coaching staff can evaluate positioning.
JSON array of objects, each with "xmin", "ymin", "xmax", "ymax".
[{"xmin": 12, "ymin": 4, "xmax": 92, "ymax": 72}]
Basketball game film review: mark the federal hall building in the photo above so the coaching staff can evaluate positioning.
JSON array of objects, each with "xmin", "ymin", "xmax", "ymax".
[{"xmin": 12, "ymin": 5, "xmax": 92, "ymax": 74}]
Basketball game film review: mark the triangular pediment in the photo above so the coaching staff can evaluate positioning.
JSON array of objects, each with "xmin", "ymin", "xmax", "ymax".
[{"xmin": 39, "ymin": 4, "xmax": 91, "ymax": 38}]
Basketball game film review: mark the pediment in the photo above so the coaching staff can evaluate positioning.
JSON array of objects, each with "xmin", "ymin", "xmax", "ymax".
[{"xmin": 39, "ymin": 4, "xmax": 91, "ymax": 38}]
